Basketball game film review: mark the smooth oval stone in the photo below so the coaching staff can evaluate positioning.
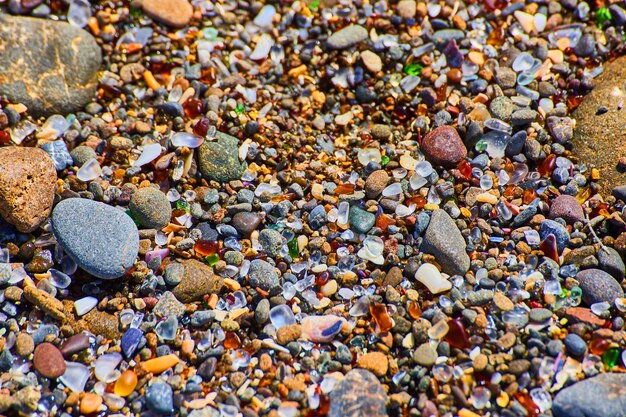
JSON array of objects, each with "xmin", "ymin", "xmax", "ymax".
[
  {"xmin": 51, "ymin": 198, "xmax": 139, "ymax": 279},
  {"xmin": 33, "ymin": 342, "xmax": 66, "ymax": 379}
]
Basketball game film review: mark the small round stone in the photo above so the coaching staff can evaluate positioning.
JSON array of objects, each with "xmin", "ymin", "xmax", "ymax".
[
  {"xmin": 420, "ymin": 125, "xmax": 467, "ymax": 168},
  {"xmin": 14, "ymin": 333, "xmax": 34, "ymax": 357},
  {"xmin": 33, "ymin": 343, "xmax": 66, "ymax": 378},
  {"xmin": 549, "ymin": 194, "xmax": 584, "ymax": 224},
  {"xmin": 129, "ymin": 187, "xmax": 172, "ymax": 229},
  {"xmin": 248, "ymin": 259, "xmax": 279, "ymax": 291},
  {"xmin": 70, "ymin": 146, "xmax": 98, "ymax": 168},
  {"xmin": 231, "ymin": 212, "xmax": 261, "ymax": 236},
  {"xmin": 365, "ymin": 170, "xmax": 389, "ymax": 199},
  {"xmin": 564, "ymin": 333, "xmax": 587, "ymax": 357},
  {"xmin": 145, "ymin": 381, "xmax": 174, "ymax": 415}
]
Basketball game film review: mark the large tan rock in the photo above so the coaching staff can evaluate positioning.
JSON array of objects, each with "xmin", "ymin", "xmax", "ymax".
[
  {"xmin": 141, "ymin": 0, "xmax": 193, "ymax": 28},
  {"xmin": 0, "ymin": 147, "xmax": 56, "ymax": 232},
  {"xmin": 573, "ymin": 55, "xmax": 626, "ymax": 195}
]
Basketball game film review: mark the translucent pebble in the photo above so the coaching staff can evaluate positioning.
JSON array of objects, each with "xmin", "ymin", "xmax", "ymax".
[
  {"xmin": 357, "ymin": 148, "xmax": 382, "ymax": 166},
  {"xmin": 255, "ymin": 183, "xmax": 282, "ymax": 197},
  {"xmin": 392, "ymin": 168, "xmax": 407, "ymax": 179},
  {"xmin": 166, "ymin": 188, "xmax": 181, "ymax": 202},
  {"xmin": 8, "ymin": 267, "xmax": 27, "ymax": 284},
  {"xmin": 254, "ymin": 5, "xmax": 276, "ymax": 27},
  {"xmin": 76, "ymin": 158, "xmax": 101, "ymax": 181},
  {"xmin": 415, "ymin": 160, "xmax": 433, "ymax": 177},
  {"xmin": 427, "ymin": 186, "xmax": 441, "ymax": 205},
  {"xmin": 74, "ymin": 296, "xmax": 98, "ymax": 316},
  {"xmin": 496, "ymin": 200, "xmax": 512, "ymax": 220},
  {"xmin": 400, "ymin": 154, "xmax": 418, "ymax": 169},
  {"xmin": 171, "ymin": 132, "xmax": 204, "ymax": 148},
  {"xmin": 155, "ymin": 316, "xmax": 178, "ymax": 340},
  {"xmin": 49, "ymin": 268, "xmax": 71, "ymax": 289},
  {"xmin": 432, "ymin": 364, "xmax": 453, "ymax": 382},
  {"xmin": 68, "ymin": 0, "xmax": 91, "ymax": 27},
  {"xmin": 94, "ymin": 353, "xmax": 122, "ymax": 382},
  {"xmin": 0, "ymin": 248, "xmax": 9, "ymax": 263},
  {"xmin": 409, "ymin": 173, "xmax": 428, "ymax": 190},
  {"xmin": 471, "ymin": 386, "xmax": 491, "ymax": 409},
  {"xmin": 548, "ymin": 25, "xmax": 582, "ymax": 48},
  {"xmin": 134, "ymin": 143, "xmax": 162, "ymax": 167},
  {"xmin": 11, "ymin": 121, "xmax": 36, "ymax": 146},
  {"xmin": 590, "ymin": 301, "xmax": 611, "ymax": 316},
  {"xmin": 155, "ymin": 231, "xmax": 168, "ymax": 246},
  {"xmin": 119, "ymin": 309, "xmax": 135, "ymax": 327},
  {"xmin": 479, "ymin": 174, "xmax": 493, "ymax": 190},
  {"xmin": 382, "ymin": 183, "xmax": 403, "ymax": 197},
  {"xmin": 477, "ymin": 131, "xmax": 511, "ymax": 158},
  {"xmin": 301, "ymin": 315, "xmax": 346, "ymax": 343},
  {"xmin": 498, "ymin": 170, "xmax": 510, "ymax": 186},
  {"xmin": 530, "ymin": 388, "xmax": 552, "ymax": 412},
  {"xmin": 61, "ymin": 256, "xmax": 78, "ymax": 275},
  {"xmin": 534, "ymin": 13, "xmax": 547, "ymax": 32},
  {"xmin": 512, "ymin": 52, "xmax": 534, "ymax": 72},
  {"xmin": 250, "ymin": 34, "xmax": 274, "ymax": 60},
  {"xmin": 543, "ymin": 279, "xmax": 562, "ymax": 295},
  {"xmin": 524, "ymin": 230, "xmax": 541, "ymax": 246},
  {"xmin": 395, "ymin": 204, "xmax": 416, "ymax": 217},
  {"xmin": 415, "ymin": 263, "xmax": 452, "ymax": 294},
  {"xmin": 349, "ymin": 296, "xmax": 371, "ymax": 317},
  {"xmin": 230, "ymin": 350, "xmax": 251, "ymax": 370},
  {"xmin": 337, "ymin": 201, "xmax": 350, "ymax": 224},
  {"xmin": 60, "ymin": 362, "xmax": 90, "ymax": 392},
  {"xmin": 37, "ymin": 114, "xmax": 69, "ymax": 140},
  {"xmin": 427, "ymin": 319, "xmax": 450, "ymax": 339},
  {"xmin": 502, "ymin": 306, "xmax": 529, "ymax": 328},
  {"xmin": 338, "ymin": 288, "xmax": 354, "ymax": 299},
  {"xmin": 616, "ymin": 298, "xmax": 626, "ymax": 312},
  {"xmin": 484, "ymin": 118, "xmax": 512, "ymax": 134},
  {"xmin": 269, "ymin": 305, "xmax": 296, "ymax": 329}
]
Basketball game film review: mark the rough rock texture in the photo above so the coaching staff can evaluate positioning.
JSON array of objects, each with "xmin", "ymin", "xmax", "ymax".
[
  {"xmin": 549, "ymin": 194, "xmax": 584, "ymax": 224},
  {"xmin": 421, "ymin": 209, "xmax": 470, "ymax": 276},
  {"xmin": 141, "ymin": 0, "xmax": 193, "ymax": 28},
  {"xmin": 553, "ymin": 373, "xmax": 626, "ymax": 417},
  {"xmin": 129, "ymin": 186, "xmax": 172, "ymax": 229},
  {"xmin": 198, "ymin": 132, "xmax": 247, "ymax": 183},
  {"xmin": 329, "ymin": 369, "xmax": 388, "ymax": 417},
  {"xmin": 0, "ymin": 14, "xmax": 101, "ymax": 116},
  {"xmin": 0, "ymin": 147, "xmax": 57, "ymax": 233},
  {"xmin": 51, "ymin": 198, "xmax": 139, "ymax": 279},
  {"xmin": 172, "ymin": 259, "xmax": 224, "ymax": 303},
  {"xmin": 420, "ymin": 125, "xmax": 467, "ymax": 167},
  {"xmin": 576, "ymin": 268, "xmax": 624, "ymax": 305},
  {"xmin": 573, "ymin": 55, "xmax": 626, "ymax": 194}
]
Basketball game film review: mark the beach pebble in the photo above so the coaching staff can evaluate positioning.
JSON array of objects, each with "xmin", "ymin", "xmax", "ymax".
[
  {"xmin": 549, "ymin": 195, "xmax": 584, "ymax": 224},
  {"xmin": 576, "ymin": 268, "xmax": 624, "ymax": 305},
  {"xmin": 327, "ymin": 25, "xmax": 368, "ymax": 50},
  {"xmin": 129, "ymin": 187, "xmax": 172, "ymax": 229},
  {"xmin": 421, "ymin": 209, "xmax": 470, "ymax": 275},
  {"xmin": 33, "ymin": 343, "xmax": 66, "ymax": 379},
  {"xmin": 51, "ymin": 198, "xmax": 139, "ymax": 279},
  {"xmin": 420, "ymin": 126, "xmax": 467, "ymax": 167},
  {"xmin": 141, "ymin": 0, "xmax": 193, "ymax": 28},
  {"xmin": 329, "ymin": 369, "xmax": 387, "ymax": 417},
  {"xmin": 172, "ymin": 259, "xmax": 223, "ymax": 302},
  {"xmin": 0, "ymin": 147, "xmax": 57, "ymax": 233}
]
